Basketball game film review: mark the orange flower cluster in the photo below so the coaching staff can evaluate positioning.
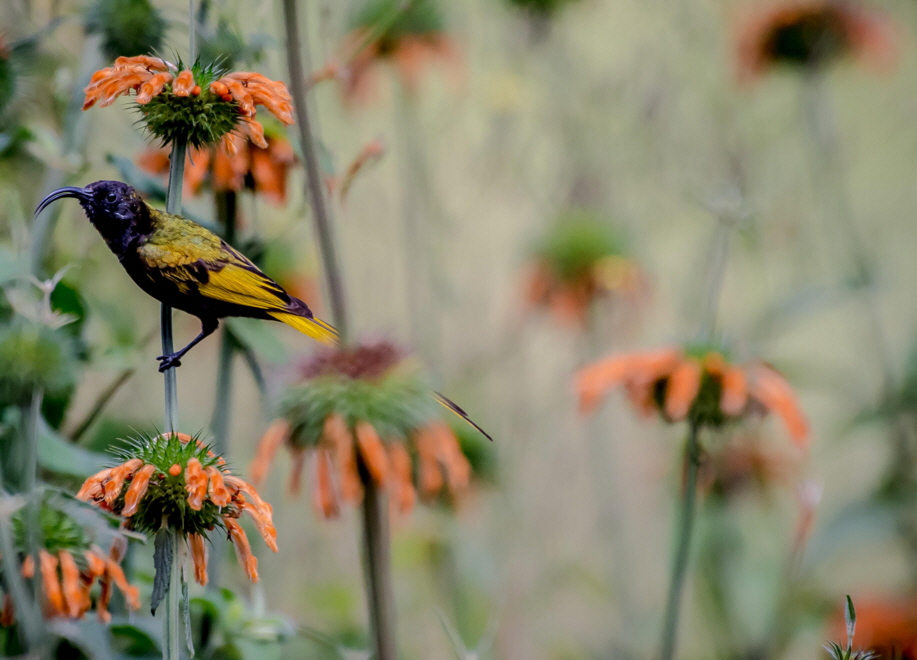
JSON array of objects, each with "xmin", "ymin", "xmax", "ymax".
[
  {"xmin": 828, "ymin": 596, "xmax": 917, "ymax": 659},
  {"xmin": 735, "ymin": 1, "xmax": 896, "ymax": 82},
  {"xmin": 252, "ymin": 414, "xmax": 470, "ymax": 518},
  {"xmin": 576, "ymin": 347, "xmax": 809, "ymax": 445},
  {"xmin": 2, "ymin": 545, "xmax": 139, "ymax": 624},
  {"xmin": 78, "ymin": 433, "xmax": 277, "ymax": 583},
  {"xmin": 524, "ymin": 255, "xmax": 643, "ymax": 327},
  {"xmin": 81, "ymin": 56, "xmax": 294, "ymax": 151},
  {"xmin": 139, "ymin": 132, "xmax": 296, "ymax": 204}
]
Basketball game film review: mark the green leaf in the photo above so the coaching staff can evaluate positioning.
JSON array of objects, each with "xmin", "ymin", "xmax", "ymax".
[
  {"xmin": 38, "ymin": 420, "xmax": 110, "ymax": 478},
  {"xmin": 183, "ymin": 576, "xmax": 195, "ymax": 657},
  {"xmin": 845, "ymin": 595, "xmax": 856, "ymax": 652},
  {"xmin": 151, "ymin": 528, "xmax": 173, "ymax": 615},
  {"xmin": 225, "ymin": 318, "xmax": 288, "ymax": 364},
  {"xmin": 110, "ymin": 622, "xmax": 159, "ymax": 654}
]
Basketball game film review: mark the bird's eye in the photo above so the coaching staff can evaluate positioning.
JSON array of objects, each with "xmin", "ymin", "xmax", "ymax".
[{"xmin": 106, "ymin": 192, "xmax": 118, "ymax": 203}]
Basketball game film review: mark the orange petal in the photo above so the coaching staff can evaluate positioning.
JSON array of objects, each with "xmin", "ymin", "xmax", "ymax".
[
  {"xmin": 750, "ymin": 365, "xmax": 810, "ymax": 447},
  {"xmin": 0, "ymin": 593, "xmax": 13, "ymax": 626},
  {"xmin": 21, "ymin": 554, "xmax": 34, "ymax": 578},
  {"xmin": 185, "ymin": 458, "xmax": 208, "ymax": 511},
  {"xmin": 39, "ymin": 550, "xmax": 65, "ymax": 617},
  {"xmin": 664, "ymin": 358, "xmax": 703, "ymax": 421},
  {"xmin": 104, "ymin": 459, "xmax": 144, "ymax": 505},
  {"xmin": 415, "ymin": 426, "xmax": 444, "ymax": 498},
  {"xmin": 172, "ymin": 70, "xmax": 195, "ymax": 96},
  {"xmin": 136, "ymin": 70, "xmax": 174, "ymax": 103},
  {"xmin": 313, "ymin": 449, "xmax": 340, "ymax": 518},
  {"xmin": 76, "ymin": 468, "xmax": 112, "ymax": 500},
  {"xmin": 388, "ymin": 443, "xmax": 416, "ymax": 514},
  {"xmin": 104, "ymin": 556, "xmax": 140, "ymax": 611},
  {"xmin": 224, "ymin": 475, "xmax": 273, "ymax": 519},
  {"xmin": 355, "ymin": 422, "xmax": 389, "ymax": 485},
  {"xmin": 206, "ymin": 466, "xmax": 232, "ymax": 507},
  {"xmin": 240, "ymin": 500, "xmax": 278, "ymax": 552},
  {"xmin": 324, "ymin": 414, "xmax": 362, "ymax": 502},
  {"xmin": 84, "ymin": 551, "xmax": 106, "ymax": 578},
  {"xmin": 239, "ymin": 119, "xmax": 268, "ymax": 149},
  {"xmin": 57, "ymin": 551, "xmax": 84, "ymax": 618},
  {"xmin": 122, "ymin": 463, "xmax": 156, "ymax": 517},
  {"xmin": 432, "ymin": 422, "xmax": 471, "ymax": 492},
  {"xmin": 224, "ymin": 518, "xmax": 259, "ymax": 582},
  {"xmin": 720, "ymin": 366, "xmax": 749, "ymax": 417},
  {"xmin": 287, "ymin": 448, "xmax": 306, "ymax": 496},
  {"xmin": 188, "ymin": 534, "xmax": 209, "ymax": 586},
  {"xmin": 250, "ymin": 419, "xmax": 291, "ymax": 486}
]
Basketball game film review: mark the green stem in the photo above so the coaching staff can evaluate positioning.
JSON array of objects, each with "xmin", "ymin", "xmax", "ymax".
[
  {"xmin": 283, "ymin": 0, "xmax": 349, "ymax": 338},
  {"xmin": 162, "ymin": 138, "xmax": 187, "ymax": 434},
  {"xmin": 360, "ymin": 481, "xmax": 397, "ymax": 660},
  {"xmin": 659, "ymin": 422, "xmax": 701, "ymax": 660},
  {"xmin": 163, "ymin": 530, "xmax": 182, "ymax": 660}
]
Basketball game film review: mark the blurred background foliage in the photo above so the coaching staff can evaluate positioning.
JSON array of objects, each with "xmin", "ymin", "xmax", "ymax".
[{"xmin": 0, "ymin": 0, "xmax": 915, "ymax": 657}]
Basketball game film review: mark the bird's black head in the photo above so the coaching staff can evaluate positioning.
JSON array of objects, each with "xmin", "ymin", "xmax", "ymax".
[{"xmin": 35, "ymin": 180, "xmax": 152, "ymax": 256}]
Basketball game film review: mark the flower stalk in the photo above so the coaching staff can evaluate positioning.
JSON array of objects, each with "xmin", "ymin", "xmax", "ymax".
[
  {"xmin": 164, "ymin": 529, "xmax": 182, "ymax": 660},
  {"xmin": 161, "ymin": 137, "xmax": 187, "ymax": 434},
  {"xmin": 361, "ymin": 476, "xmax": 397, "ymax": 660},
  {"xmin": 659, "ymin": 421, "xmax": 702, "ymax": 660},
  {"xmin": 283, "ymin": 0, "xmax": 349, "ymax": 337}
]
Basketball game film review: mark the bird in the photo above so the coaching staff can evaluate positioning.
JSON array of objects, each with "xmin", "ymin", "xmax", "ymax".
[
  {"xmin": 36, "ymin": 180, "xmax": 338, "ymax": 372},
  {"xmin": 36, "ymin": 179, "xmax": 492, "ymax": 440}
]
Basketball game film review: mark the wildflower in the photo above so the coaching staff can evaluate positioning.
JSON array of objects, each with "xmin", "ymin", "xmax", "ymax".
[
  {"xmin": 525, "ymin": 211, "xmax": 643, "ymax": 327},
  {"xmin": 3, "ymin": 497, "xmax": 139, "ymax": 624},
  {"xmin": 139, "ymin": 126, "xmax": 296, "ymax": 204},
  {"xmin": 576, "ymin": 345, "xmax": 809, "ymax": 444},
  {"xmin": 333, "ymin": 0, "xmax": 460, "ymax": 104},
  {"xmin": 0, "ymin": 319, "xmax": 76, "ymax": 408},
  {"xmin": 735, "ymin": 0, "xmax": 896, "ymax": 82},
  {"xmin": 82, "ymin": 56, "xmax": 294, "ymax": 150},
  {"xmin": 250, "ymin": 340, "xmax": 474, "ymax": 517},
  {"xmin": 77, "ymin": 432, "xmax": 276, "ymax": 583},
  {"xmin": 85, "ymin": 0, "xmax": 167, "ymax": 62},
  {"xmin": 827, "ymin": 595, "xmax": 917, "ymax": 659}
]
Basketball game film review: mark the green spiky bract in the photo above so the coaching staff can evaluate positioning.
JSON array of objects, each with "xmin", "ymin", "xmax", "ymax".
[
  {"xmin": 12, "ymin": 498, "xmax": 89, "ymax": 558},
  {"xmin": 279, "ymin": 366, "xmax": 439, "ymax": 449},
  {"xmin": 136, "ymin": 60, "xmax": 240, "ymax": 150},
  {"xmin": 110, "ymin": 432, "xmax": 234, "ymax": 537},
  {"xmin": 0, "ymin": 321, "xmax": 76, "ymax": 407},
  {"xmin": 351, "ymin": 0, "xmax": 445, "ymax": 53},
  {"xmin": 86, "ymin": 0, "xmax": 167, "ymax": 62},
  {"xmin": 535, "ymin": 210, "xmax": 627, "ymax": 282}
]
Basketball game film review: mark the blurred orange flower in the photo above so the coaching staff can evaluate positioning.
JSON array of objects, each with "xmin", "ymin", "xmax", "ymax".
[
  {"xmin": 827, "ymin": 595, "xmax": 917, "ymax": 659},
  {"xmin": 735, "ymin": 1, "xmax": 896, "ymax": 82},
  {"xmin": 139, "ymin": 130, "xmax": 296, "ymax": 204},
  {"xmin": 699, "ymin": 432, "xmax": 802, "ymax": 499},
  {"xmin": 576, "ymin": 346, "xmax": 809, "ymax": 445}
]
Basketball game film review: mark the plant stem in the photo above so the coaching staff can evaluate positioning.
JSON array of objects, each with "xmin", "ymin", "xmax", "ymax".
[
  {"xmin": 163, "ymin": 529, "xmax": 182, "ymax": 660},
  {"xmin": 162, "ymin": 138, "xmax": 187, "ymax": 434},
  {"xmin": 283, "ymin": 0, "xmax": 349, "ymax": 337},
  {"xmin": 659, "ymin": 422, "xmax": 701, "ymax": 660},
  {"xmin": 360, "ymin": 481, "xmax": 397, "ymax": 660}
]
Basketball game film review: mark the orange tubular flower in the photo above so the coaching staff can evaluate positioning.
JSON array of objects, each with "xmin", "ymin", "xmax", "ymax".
[
  {"xmin": 735, "ymin": 0, "xmax": 897, "ymax": 83},
  {"xmin": 77, "ymin": 432, "xmax": 277, "ymax": 585},
  {"xmin": 575, "ymin": 346, "xmax": 810, "ymax": 445},
  {"xmin": 250, "ymin": 341, "xmax": 481, "ymax": 518},
  {"xmin": 82, "ymin": 56, "xmax": 294, "ymax": 150}
]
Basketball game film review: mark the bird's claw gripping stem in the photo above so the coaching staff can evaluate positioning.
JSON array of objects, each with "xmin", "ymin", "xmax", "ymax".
[{"xmin": 157, "ymin": 354, "xmax": 183, "ymax": 372}]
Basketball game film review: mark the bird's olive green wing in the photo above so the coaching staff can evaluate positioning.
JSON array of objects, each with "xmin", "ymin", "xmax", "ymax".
[{"xmin": 138, "ymin": 211, "xmax": 292, "ymax": 311}]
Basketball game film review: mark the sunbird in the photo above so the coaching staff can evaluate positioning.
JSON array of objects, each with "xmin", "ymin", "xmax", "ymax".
[{"xmin": 36, "ymin": 180, "xmax": 491, "ymax": 439}]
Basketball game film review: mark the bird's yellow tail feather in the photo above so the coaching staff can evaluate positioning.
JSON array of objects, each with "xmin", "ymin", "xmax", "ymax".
[{"xmin": 270, "ymin": 312, "xmax": 339, "ymax": 345}]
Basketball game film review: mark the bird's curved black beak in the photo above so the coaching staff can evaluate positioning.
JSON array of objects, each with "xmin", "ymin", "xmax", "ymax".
[{"xmin": 34, "ymin": 187, "xmax": 91, "ymax": 216}]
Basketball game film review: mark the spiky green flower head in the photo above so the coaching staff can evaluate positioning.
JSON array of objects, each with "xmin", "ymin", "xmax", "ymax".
[
  {"xmin": 137, "ymin": 60, "xmax": 240, "ymax": 150},
  {"xmin": 0, "ymin": 320, "xmax": 76, "ymax": 407},
  {"xmin": 12, "ymin": 497, "xmax": 91, "ymax": 559},
  {"xmin": 653, "ymin": 343, "xmax": 737, "ymax": 429},
  {"xmin": 278, "ymin": 341, "xmax": 440, "ymax": 449},
  {"xmin": 534, "ymin": 209, "xmax": 628, "ymax": 282},
  {"xmin": 95, "ymin": 432, "xmax": 236, "ymax": 536},
  {"xmin": 85, "ymin": 0, "xmax": 167, "ymax": 62},
  {"xmin": 351, "ymin": 0, "xmax": 446, "ymax": 53}
]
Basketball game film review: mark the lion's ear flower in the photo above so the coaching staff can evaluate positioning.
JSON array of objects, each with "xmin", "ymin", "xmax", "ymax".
[
  {"xmin": 249, "ymin": 340, "xmax": 483, "ymax": 518},
  {"xmin": 77, "ymin": 432, "xmax": 276, "ymax": 584},
  {"xmin": 82, "ymin": 56, "xmax": 294, "ymax": 150},
  {"xmin": 575, "ymin": 345, "xmax": 810, "ymax": 446}
]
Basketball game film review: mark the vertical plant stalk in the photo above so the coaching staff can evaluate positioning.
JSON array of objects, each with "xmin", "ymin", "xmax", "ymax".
[
  {"xmin": 283, "ymin": 0, "xmax": 349, "ymax": 337},
  {"xmin": 697, "ymin": 216, "xmax": 732, "ymax": 344},
  {"xmin": 283, "ymin": 2, "xmax": 398, "ymax": 656},
  {"xmin": 360, "ymin": 479, "xmax": 397, "ymax": 660},
  {"xmin": 659, "ymin": 422, "xmax": 701, "ymax": 660},
  {"xmin": 163, "ymin": 530, "xmax": 182, "ymax": 660},
  {"xmin": 161, "ymin": 138, "xmax": 187, "ymax": 434}
]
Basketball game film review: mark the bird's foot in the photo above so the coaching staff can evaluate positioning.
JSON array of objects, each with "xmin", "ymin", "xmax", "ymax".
[{"xmin": 157, "ymin": 353, "xmax": 183, "ymax": 372}]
